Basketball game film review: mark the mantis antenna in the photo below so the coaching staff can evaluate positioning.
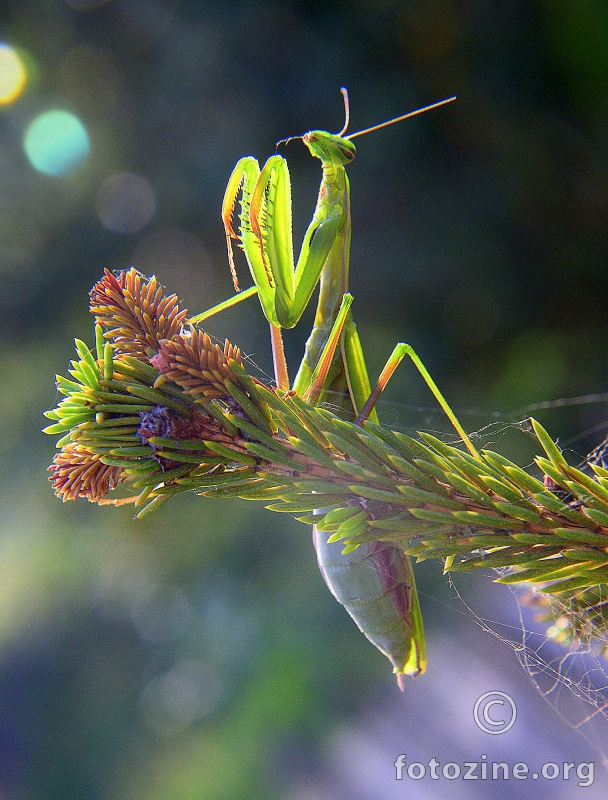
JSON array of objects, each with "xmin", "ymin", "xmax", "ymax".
[
  {"xmin": 337, "ymin": 87, "xmax": 350, "ymax": 137},
  {"xmin": 279, "ymin": 88, "xmax": 455, "ymax": 146},
  {"xmin": 345, "ymin": 93, "xmax": 456, "ymax": 140}
]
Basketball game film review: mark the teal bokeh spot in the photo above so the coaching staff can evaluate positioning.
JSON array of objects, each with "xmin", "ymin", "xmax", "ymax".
[{"xmin": 23, "ymin": 110, "xmax": 90, "ymax": 176}]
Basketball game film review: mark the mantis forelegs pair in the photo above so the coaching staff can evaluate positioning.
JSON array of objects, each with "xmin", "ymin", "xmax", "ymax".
[{"xmin": 201, "ymin": 89, "xmax": 472, "ymax": 686}]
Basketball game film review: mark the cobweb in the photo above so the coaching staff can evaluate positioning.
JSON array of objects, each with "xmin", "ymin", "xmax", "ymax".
[
  {"xmin": 440, "ymin": 573, "xmax": 608, "ymax": 770},
  {"xmin": 440, "ymin": 394, "xmax": 608, "ymax": 771},
  {"xmin": 366, "ymin": 389, "xmax": 608, "ymax": 768}
]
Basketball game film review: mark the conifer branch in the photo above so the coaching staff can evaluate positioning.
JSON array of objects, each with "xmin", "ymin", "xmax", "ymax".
[{"xmin": 44, "ymin": 269, "xmax": 608, "ymax": 648}]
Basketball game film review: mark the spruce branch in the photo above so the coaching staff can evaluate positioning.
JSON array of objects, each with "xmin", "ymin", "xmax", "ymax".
[{"xmin": 44, "ymin": 269, "xmax": 608, "ymax": 647}]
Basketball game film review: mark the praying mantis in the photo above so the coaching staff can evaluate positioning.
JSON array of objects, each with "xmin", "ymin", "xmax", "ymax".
[{"xmin": 212, "ymin": 89, "xmax": 471, "ymax": 687}]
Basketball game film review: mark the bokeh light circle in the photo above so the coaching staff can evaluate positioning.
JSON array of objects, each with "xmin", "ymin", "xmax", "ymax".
[
  {"xmin": 23, "ymin": 110, "xmax": 90, "ymax": 176},
  {"xmin": 0, "ymin": 44, "xmax": 27, "ymax": 104},
  {"xmin": 96, "ymin": 172, "xmax": 156, "ymax": 233}
]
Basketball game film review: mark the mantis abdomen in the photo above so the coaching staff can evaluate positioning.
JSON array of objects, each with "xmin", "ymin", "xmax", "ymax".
[{"xmin": 313, "ymin": 527, "xmax": 426, "ymax": 688}]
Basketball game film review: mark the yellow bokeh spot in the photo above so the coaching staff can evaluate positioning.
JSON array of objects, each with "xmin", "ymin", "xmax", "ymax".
[{"xmin": 0, "ymin": 44, "xmax": 26, "ymax": 104}]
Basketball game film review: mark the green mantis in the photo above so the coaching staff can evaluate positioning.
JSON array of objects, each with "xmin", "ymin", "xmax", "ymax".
[{"xmin": 219, "ymin": 89, "xmax": 461, "ymax": 686}]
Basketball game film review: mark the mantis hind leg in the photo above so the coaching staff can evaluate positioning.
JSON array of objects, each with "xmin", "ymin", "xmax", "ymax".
[
  {"xmin": 356, "ymin": 343, "xmax": 480, "ymax": 459},
  {"xmin": 293, "ymin": 301, "xmax": 376, "ymax": 423},
  {"xmin": 340, "ymin": 317, "xmax": 377, "ymax": 423}
]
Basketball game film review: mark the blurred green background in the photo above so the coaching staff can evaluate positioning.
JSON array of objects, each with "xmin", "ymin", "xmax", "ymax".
[{"xmin": 1, "ymin": 1, "xmax": 607, "ymax": 798}]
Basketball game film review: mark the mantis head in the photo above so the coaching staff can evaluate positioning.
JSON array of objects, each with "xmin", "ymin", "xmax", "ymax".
[{"xmin": 302, "ymin": 130, "xmax": 356, "ymax": 166}]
